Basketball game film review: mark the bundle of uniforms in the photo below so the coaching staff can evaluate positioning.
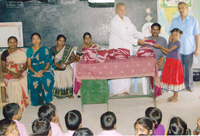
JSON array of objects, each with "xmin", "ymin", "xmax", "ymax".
[
  {"xmin": 136, "ymin": 40, "xmax": 156, "ymax": 57},
  {"xmin": 81, "ymin": 45, "xmax": 130, "ymax": 63}
]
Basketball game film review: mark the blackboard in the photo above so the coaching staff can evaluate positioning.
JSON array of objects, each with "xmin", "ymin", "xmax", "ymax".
[{"xmin": 0, "ymin": 0, "xmax": 157, "ymax": 48}]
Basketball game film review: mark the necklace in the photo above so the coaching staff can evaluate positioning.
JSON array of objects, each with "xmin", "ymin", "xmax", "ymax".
[
  {"xmin": 8, "ymin": 48, "xmax": 18, "ymax": 54},
  {"xmin": 84, "ymin": 43, "xmax": 93, "ymax": 48},
  {"xmin": 32, "ymin": 45, "xmax": 42, "ymax": 52}
]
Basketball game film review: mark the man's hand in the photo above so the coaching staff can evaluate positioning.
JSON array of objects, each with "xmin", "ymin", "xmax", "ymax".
[
  {"xmin": 194, "ymin": 49, "xmax": 199, "ymax": 57},
  {"xmin": 157, "ymin": 57, "xmax": 164, "ymax": 67},
  {"xmin": 138, "ymin": 39, "xmax": 146, "ymax": 45}
]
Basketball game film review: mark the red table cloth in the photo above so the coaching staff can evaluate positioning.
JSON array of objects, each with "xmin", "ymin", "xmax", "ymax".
[{"xmin": 76, "ymin": 56, "xmax": 162, "ymax": 98}]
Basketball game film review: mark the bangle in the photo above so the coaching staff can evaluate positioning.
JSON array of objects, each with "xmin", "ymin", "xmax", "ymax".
[
  {"xmin": 196, "ymin": 127, "xmax": 200, "ymax": 132},
  {"xmin": 62, "ymin": 64, "xmax": 66, "ymax": 68}
]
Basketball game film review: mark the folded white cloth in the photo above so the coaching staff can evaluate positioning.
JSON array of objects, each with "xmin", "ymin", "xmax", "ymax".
[{"xmin": 193, "ymin": 55, "xmax": 198, "ymax": 66}]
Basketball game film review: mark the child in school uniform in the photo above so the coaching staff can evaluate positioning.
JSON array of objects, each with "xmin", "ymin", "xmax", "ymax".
[
  {"xmin": 167, "ymin": 117, "xmax": 191, "ymax": 135},
  {"xmin": 154, "ymin": 28, "xmax": 184, "ymax": 102},
  {"xmin": 38, "ymin": 103, "xmax": 63, "ymax": 136},
  {"xmin": 73, "ymin": 128, "xmax": 93, "ymax": 136},
  {"xmin": 30, "ymin": 117, "xmax": 52, "ymax": 136},
  {"xmin": 0, "ymin": 119, "xmax": 19, "ymax": 136},
  {"xmin": 98, "ymin": 111, "xmax": 122, "ymax": 136},
  {"xmin": 3, "ymin": 103, "xmax": 29, "ymax": 136},
  {"xmin": 145, "ymin": 107, "xmax": 165, "ymax": 135},
  {"xmin": 63, "ymin": 110, "xmax": 82, "ymax": 136},
  {"xmin": 134, "ymin": 117, "xmax": 153, "ymax": 136}
]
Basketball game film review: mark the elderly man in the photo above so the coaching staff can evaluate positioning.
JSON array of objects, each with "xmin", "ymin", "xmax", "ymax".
[
  {"xmin": 109, "ymin": 2, "xmax": 146, "ymax": 96},
  {"xmin": 169, "ymin": 2, "xmax": 200, "ymax": 92},
  {"xmin": 148, "ymin": 23, "xmax": 168, "ymax": 71}
]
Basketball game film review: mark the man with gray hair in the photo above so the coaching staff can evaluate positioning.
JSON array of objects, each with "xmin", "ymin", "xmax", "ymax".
[
  {"xmin": 109, "ymin": 3, "xmax": 147, "ymax": 96},
  {"xmin": 169, "ymin": 2, "xmax": 200, "ymax": 92}
]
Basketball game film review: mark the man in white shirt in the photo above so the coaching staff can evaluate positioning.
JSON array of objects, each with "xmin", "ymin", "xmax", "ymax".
[
  {"xmin": 109, "ymin": 2, "xmax": 147, "ymax": 96},
  {"xmin": 169, "ymin": 2, "xmax": 200, "ymax": 92}
]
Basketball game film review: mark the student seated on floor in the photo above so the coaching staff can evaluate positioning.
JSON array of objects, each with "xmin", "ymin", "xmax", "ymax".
[
  {"xmin": 134, "ymin": 117, "xmax": 153, "ymax": 136},
  {"xmin": 38, "ymin": 103, "xmax": 63, "ymax": 136},
  {"xmin": 63, "ymin": 110, "xmax": 82, "ymax": 136},
  {"xmin": 145, "ymin": 107, "xmax": 165, "ymax": 135},
  {"xmin": 167, "ymin": 117, "xmax": 191, "ymax": 135},
  {"xmin": 73, "ymin": 127, "xmax": 93, "ymax": 136},
  {"xmin": 3, "ymin": 103, "xmax": 29, "ymax": 136},
  {"xmin": 98, "ymin": 111, "xmax": 122, "ymax": 136},
  {"xmin": 0, "ymin": 119, "xmax": 19, "ymax": 136},
  {"xmin": 30, "ymin": 117, "xmax": 51, "ymax": 136}
]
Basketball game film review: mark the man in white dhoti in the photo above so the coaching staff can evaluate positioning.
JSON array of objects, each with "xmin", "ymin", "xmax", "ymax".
[{"xmin": 109, "ymin": 2, "xmax": 146, "ymax": 96}]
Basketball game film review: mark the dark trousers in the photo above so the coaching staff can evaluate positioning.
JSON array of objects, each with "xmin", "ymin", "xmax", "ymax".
[{"xmin": 181, "ymin": 53, "xmax": 194, "ymax": 90}]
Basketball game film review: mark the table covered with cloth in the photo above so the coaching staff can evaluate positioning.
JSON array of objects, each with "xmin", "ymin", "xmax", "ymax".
[{"xmin": 76, "ymin": 55, "xmax": 162, "ymax": 98}]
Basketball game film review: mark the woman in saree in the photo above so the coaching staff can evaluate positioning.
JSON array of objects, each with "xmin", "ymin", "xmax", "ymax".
[
  {"xmin": 76, "ymin": 32, "xmax": 100, "ymax": 62},
  {"xmin": 50, "ymin": 35, "xmax": 76, "ymax": 99},
  {"xmin": 74, "ymin": 32, "xmax": 101, "ymax": 97},
  {"xmin": 27, "ymin": 33, "xmax": 54, "ymax": 106},
  {"xmin": 1, "ymin": 36, "xmax": 28, "ymax": 112}
]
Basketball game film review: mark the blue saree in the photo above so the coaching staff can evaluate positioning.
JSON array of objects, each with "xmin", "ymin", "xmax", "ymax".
[{"xmin": 27, "ymin": 46, "xmax": 54, "ymax": 106}]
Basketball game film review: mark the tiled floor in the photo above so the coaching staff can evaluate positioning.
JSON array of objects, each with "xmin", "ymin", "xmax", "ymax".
[{"xmin": 0, "ymin": 81, "xmax": 200, "ymax": 135}]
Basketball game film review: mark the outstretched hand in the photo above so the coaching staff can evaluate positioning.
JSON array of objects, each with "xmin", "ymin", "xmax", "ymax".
[
  {"xmin": 138, "ymin": 39, "xmax": 146, "ymax": 45},
  {"xmin": 154, "ymin": 44, "xmax": 160, "ymax": 48},
  {"xmin": 143, "ymin": 37, "xmax": 149, "ymax": 40}
]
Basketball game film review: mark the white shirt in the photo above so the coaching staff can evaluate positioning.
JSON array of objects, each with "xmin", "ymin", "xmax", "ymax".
[
  {"xmin": 98, "ymin": 130, "xmax": 123, "ymax": 136},
  {"xmin": 109, "ymin": 14, "xmax": 144, "ymax": 55},
  {"xmin": 14, "ymin": 120, "xmax": 29, "ymax": 136},
  {"xmin": 50, "ymin": 122, "xmax": 63, "ymax": 136},
  {"xmin": 63, "ymin": 130, "xmax": 75, "ymax": 136}
]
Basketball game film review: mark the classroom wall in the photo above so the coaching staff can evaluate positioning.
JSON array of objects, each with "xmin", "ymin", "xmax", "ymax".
[{"xmin": 0, "ymin": 0, "xmax": 157, "ymax": 48}]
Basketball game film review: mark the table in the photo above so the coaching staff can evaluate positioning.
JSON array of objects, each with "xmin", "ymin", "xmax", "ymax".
[{"xmin": 76, "ymin": 56, "xmax": 162, "ymax": 110}]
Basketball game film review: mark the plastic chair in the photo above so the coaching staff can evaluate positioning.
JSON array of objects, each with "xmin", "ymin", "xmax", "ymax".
[{"xmin": 131, "ymin": 51, "xmax": 147, "ymax": 94}]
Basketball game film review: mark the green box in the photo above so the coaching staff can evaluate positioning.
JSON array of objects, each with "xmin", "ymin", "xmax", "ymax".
[{"xmin": 81, "ymin": 79, "xmax": 109, "ymax": 111}]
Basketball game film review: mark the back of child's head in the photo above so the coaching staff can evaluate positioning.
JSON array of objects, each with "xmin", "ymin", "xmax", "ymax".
[
  {"xmin": 72, "ymin": 127, "xmax": 93, "ymax": 136},
  {"xmin": 134, "ymin": 117, "xmax": 153, "ymax": 135},
  {"xmin": 170, "ymin": 28, "xmax": 183, "ymax": 34},
  {"xmin": 65, "ymin": 110, "xmax": 82, "ymax": 130},
  {"xmin": 3, "ymin": 103, "xmax": 20, "ymax": 120},
  {"xmin": 32, "ymin": 117, "xmax": 51, "ymax": 136},
  {"xmin": 167, "ymin": 117, "xmax": 191, "ymax": 135},
  {"xmin": 100, "ymin": 111, "xmax": 116, "ymax": 130},
  {"xmin": 0, "ymin": 119, "xmax": 17, "ymax": 135},
  {"xmin": 145, "ymin": 107, "xmax": 162, "ymax": 129},
  {"xmin": 38, "ymin": 103, "xmax": 56, "ymax": 122}
]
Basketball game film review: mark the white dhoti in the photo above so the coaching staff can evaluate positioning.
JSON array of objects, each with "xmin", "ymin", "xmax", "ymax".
[
  {"xmin": 111, "ymin": 78, "xmax": 131, "ymax": 95},
  {"xmin": 109, "ymin": 14, "xmax": 145, "ymax": 95}
]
